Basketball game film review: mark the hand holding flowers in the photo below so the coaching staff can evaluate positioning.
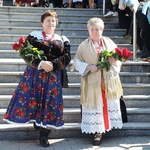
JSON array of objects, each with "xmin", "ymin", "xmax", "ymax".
[
  {"xmin": 12, "ymin": 36, "xmax": 47, "ymax": 66},
  {"xmin": 97, "ymin": 47, "xmax": 132, "ymax": 71},
  {"xmin": 83, "ymin": 47, "xmax": 132, "ymax": 78}
]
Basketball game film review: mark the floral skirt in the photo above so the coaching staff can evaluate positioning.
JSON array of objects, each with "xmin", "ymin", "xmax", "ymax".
[{"xmin": 3, "ymin": 66, "xmax": 64, "ymax": 129}]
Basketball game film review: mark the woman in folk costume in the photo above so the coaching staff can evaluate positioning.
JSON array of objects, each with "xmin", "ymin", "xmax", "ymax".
[
  {"xmin": 74, "ymin": 17, "xmax": 123, "ymax": 145},
  {"xmin": 3, "ymin": 10, "xmax": 71, "ymax": 147}
]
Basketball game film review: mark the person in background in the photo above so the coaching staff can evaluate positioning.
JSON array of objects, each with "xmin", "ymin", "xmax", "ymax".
[
  {"xmin": 69, "ymin": 0, "xmax": 83, "ymax": 8},
  {"xmin": 0, "ymin": 0, "xmax": 3, "ymax": 6},
  {"xmin": 74, "ymin": 17, "xmax": 123, "ymax": 145},
  {"xmin": 73, "ymin": 0, "xmax": 83, "ymax": 8},
  {"xmin": 119, "ymin": 0, "xmax": 150, "ymax": 61},
  {"xmin": 118, "ymin": 2, "xmax": 132, "ymax": 36},
  {"xmin": 3, "ymin": 10, "xmax": 71, "ymax": 147},
  {"xmin": 15, "ymin": 0, "xmax": 35, "ymax": 6},
  {"xmin": 104, "ymin": 0, "xmax": 119, "ymax": 17},
  {"xmin": 138, "ymin": 0, "xmax": 150, "ymax": 61},
  {"xmin": 98, "ymin": 0, "xmax": 103, "ymax": 7},
  {"xmin": 89, "ymin": 0, "xmax": 94, "ymax": 8},
  {"xmin": 69, "ymin": 0, "xmax": 72, "ymax": 7}
]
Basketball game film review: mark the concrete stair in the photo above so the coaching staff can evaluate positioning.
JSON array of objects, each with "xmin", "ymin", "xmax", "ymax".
[{"xmin": 0, "ymin": 6, "xmax": 150, "ymax": 140}]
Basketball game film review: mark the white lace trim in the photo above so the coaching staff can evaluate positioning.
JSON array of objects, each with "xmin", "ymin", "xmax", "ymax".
[
  {"xmin": 81, "ymin": 99, "xmax": 123, "ymax": 134},
  {"xmin": 3, "ymin": 119, "xmax": 64, "ymax": 129}
]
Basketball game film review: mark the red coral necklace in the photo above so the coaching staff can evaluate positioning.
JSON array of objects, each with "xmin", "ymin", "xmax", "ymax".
[
  {"xmin": 93, "ymin": 40, "xmax": 102, "ymax": 56},
  {"xmin": 42, "ymin": 31, "xmax": 54, "ymax": 41}
]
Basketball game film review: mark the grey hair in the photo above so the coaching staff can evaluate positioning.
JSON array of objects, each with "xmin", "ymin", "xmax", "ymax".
[{"xmin": 87, "ymin": 17, "xmax": 104, "ymax": 30}]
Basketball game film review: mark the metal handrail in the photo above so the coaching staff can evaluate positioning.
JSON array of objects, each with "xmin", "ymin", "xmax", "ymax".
[
  {"xmin": 102, "ymin": 0, "xmax": 106, "ymax": 15},
  {"xmin": 133, "ymin": 10, "xmax": 137, "ymax": 60}
]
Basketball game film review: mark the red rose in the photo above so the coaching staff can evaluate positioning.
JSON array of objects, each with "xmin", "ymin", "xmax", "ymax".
[
  {"xmin": 19, "ymin": 36, "xmax": 26, "ymax": 44},
  {"xmin": 18, "ymin": 43, "xmax": 24, "ymax": 49},
  {"xmin": 115, "ymin": 47, "xmax": 123, "ymax": 57},
  {"xmin": 122, "ymin": 48, "xmax": 132, "ymax": 60},
  {"xmin": 12, "ymin": 43, "xmax": 19, "ymax": 51}
]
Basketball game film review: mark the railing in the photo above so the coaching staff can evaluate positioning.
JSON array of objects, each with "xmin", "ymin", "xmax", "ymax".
[{"xmin": 132, "ymin": 10, "xmax": 137, "ymax": 60}]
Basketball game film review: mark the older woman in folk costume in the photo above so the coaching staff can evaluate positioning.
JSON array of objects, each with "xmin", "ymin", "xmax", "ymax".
[
  {"xmin": 74, "ymin": 17, "xmax": 123, "ymax": 145},
  {"xmin": 3, "ymin": 10, "xmax": 71, "ymax": 147}
]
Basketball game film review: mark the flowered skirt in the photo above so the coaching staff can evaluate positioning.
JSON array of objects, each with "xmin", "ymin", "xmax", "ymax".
[{"xmin": 3, "ymin": 66, "xmax": 64, "ymax": 129}]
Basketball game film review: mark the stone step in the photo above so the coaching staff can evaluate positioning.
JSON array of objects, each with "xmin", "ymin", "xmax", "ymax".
[
  {"xmin": 0, "ymin": 34, "xmax": 131, "ymax": 44},
  {"xmin": 0, "ymin": 39, "xmax": 132, "ymax": 52},
  {"xmin": 0, "ymin": 71, "xmax": 150, "ymax": 84},
  {"xmin": 0, "ymin": 59, "xmax": 150, "ymax": 72},
  {"xmin": 0, "ymin": 58, "xmax": 73, "ymax": 71},
  {"xmin": 0, "ymin": 19, "xmax": 119, "ymax": 29},
  {"xmin": 0, "ymin": 82, "xmax": 149, "ymax": 95},
  {"xmin": 0, "ymin": 7, "xmax": 101, "ymax": 15},
  {"xmin": 123, "ymin": 95, "xmax": 150, "ymax": 108},
  {"xmin": 0, "ymin": 122, "xmax": 150, "ymax": 140},
  {"xmin": 0, "ymin": 42, "xmax": 135, "ymax": 59},
  {"xmin": 0, "ymin": 26, "xmax": 126, "ymax": 36},
  {"xmin": 0, "ymin": 7, "xmax": 119, "ymax": 23},
  {"xmin": 1, "ymin": 95, "xmax": 150, "ymax": 109},
  {"xmin": 119, "ymin": 72, "xmax": 150, "ymax": 83},
  {"xmin": 0, "ymin": 95, "xmax": 80, "ymax": 108},
  {"xmin": 0, "ymin": 108, "xmax": 81, "ymax": 124},
  {"xmin": 0, "ymin": 43, "xmax": 135, "ymax": 59},
  {"xmin": 120, "ymin": 61, "xmax": 150, "ymax": 72},
  {"xmin": 0, "ymin": 12, "xmax": 103, "ymax": 22},
  {"xmin": 1, "ymin": 107, "xmax": 150, "ymax": 123}
]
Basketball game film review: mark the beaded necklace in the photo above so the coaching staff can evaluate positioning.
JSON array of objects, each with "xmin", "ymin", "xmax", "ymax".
[
  {"xmin": 93, "ymin": 40, "xmax": 102, "ymax": 55},
  {"xmin": 42, "ymin": 31, "xmax": 54, "ymax": 41}
]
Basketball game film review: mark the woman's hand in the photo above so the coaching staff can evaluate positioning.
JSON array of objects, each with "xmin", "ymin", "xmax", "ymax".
[
  {"xmin": 41, "ymin": 61, "xmax": 53, "ymax": 72},
  {"xmin": 86, "ymin": 64, "xmax": 98, "ymax": 73},
  {"xmin": 108, "ymin": 56, "xmax": 117, "ymax": 66}
]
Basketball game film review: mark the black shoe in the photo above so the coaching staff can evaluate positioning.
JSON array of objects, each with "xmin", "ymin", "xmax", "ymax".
[
  {"xmin": 39, "ymin": 128, "xmax": 51, "ymax": 147},
  {"xmin": 39, "ymin": 136, "xmax": 50, "ymax": 147}
]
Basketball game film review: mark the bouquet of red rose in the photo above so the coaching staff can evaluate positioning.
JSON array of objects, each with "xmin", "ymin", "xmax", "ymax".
[
  {"xmin": 12, "ymin": 36, "xmax": 47, "ymax": 65},
  {"xmin": 97, "ymin": 47, "xmax": 132, "ymax": 71}
]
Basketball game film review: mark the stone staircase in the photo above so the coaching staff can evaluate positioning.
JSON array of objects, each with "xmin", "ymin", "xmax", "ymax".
[{"xmin": 0, "ymin": 6, "xmax": 150, "ymax": 140}]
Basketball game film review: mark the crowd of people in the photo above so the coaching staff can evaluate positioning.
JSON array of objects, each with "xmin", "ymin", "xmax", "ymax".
[
  {"xmin": 118, "ymin": 0, "xmax": 150, "ymax": 61},
  {"xmin": 12, "ymin": 0, "xmax": 111, "ymax": 9}
]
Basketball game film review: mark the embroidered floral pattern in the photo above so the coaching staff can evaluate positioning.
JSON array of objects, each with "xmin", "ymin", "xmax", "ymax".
[{"xmin": 4, "ymin": 66, "xmax": 64, "ymax": 128}]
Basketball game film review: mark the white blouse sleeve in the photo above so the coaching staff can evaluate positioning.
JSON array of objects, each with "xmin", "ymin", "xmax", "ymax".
[
  {"xmin": 112, "ymin": 60, "xmax": 122, "ymax": 73},
  {"xmin": 74, "ymin": 58, "xmax": 89, "ymax": 76}
]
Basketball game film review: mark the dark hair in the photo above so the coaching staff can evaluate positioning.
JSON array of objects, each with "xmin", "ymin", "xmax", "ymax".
[{"xmin": 41, "ymin": 10, "xmax": 58, "ymax": 24}]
